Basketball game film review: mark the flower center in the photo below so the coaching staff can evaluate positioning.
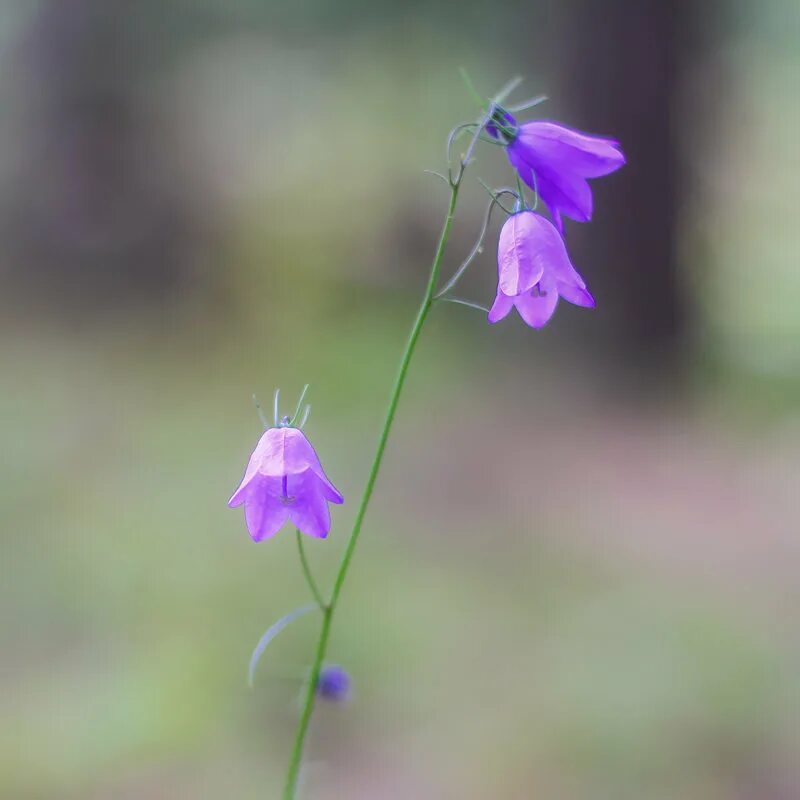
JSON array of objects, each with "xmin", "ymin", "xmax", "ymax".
[{"xmin": 532, "ymin": 284, "xmax": 548, "ymax": 298}]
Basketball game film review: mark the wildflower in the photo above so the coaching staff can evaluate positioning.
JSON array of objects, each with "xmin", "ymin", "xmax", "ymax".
[
  {"xmin": 488, "ymin": 110, "xmax": 625, "ymax": 231},
  {"xmin": 228, "ymin": 423, "xmax": 343, "ymax": 541},
  {"xmin": 488, "ymin": 210, "xmax": 594, "ymax": 329},
  {"xmin": 316, "ymin": 665, "xmax": 351, "ymax": 702}
]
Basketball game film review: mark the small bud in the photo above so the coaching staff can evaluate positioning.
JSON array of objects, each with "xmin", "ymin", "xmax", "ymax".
[
  {"xmin": 485, "ymin": 108, "xmax": 518, "ymax": 144},
  {"xmin": 316, "ymin": 665, "xmax": 351, "ymax": 702}
]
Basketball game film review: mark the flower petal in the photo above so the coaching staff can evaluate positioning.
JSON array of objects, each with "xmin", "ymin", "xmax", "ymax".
[
  {"xmin": 307, "ymin": 464, "xmax": 343, "ymax": 504},
  {"xmin": 290, "ymin": 485, "xmax": 333, "ymax": 539},
  {"xmin": 282, "ymin": 428, "xmax": 343, "ymax": 501},
  {"xmin": 497, "ymin": 212, "xmax": 547, "ymax": 296},
  {"xmin": 501, "ymin": 210, "xmax": 585, "ymax": 294},
  {"xmin": 487, "ymin": 291, "xmax": 514, "ymax": 324},
  {"xmin": 557, "ymin": 281, "xmax": 595, "ymax": 308},
  {"xmin": 243, "ymin": 477, "xmax": 291, "ymax": 541},
  {"xmin": 299, "ymin": 468, "xmax": 344, "ymax": 504},
  {"xmin": 508, "ymin": 141, "xmax": 594, "ymax": 224},
  {"xmin": 228, "ymin": 445, "xmax": 264, "ymax": 506},
  {"xmin": 228, "ymin": 479, "xmax": 250, "ymax": 508},
  {"xmin": 513, "ymin": 280, "xmax": 559, "ymax": 328},
  {"xmin": 517, "ymin": 122, "xmax": 625, "ymax": 178},
  {"xmin": 532, "ymin": 163, "xmax": 593, "ymax": 223}
]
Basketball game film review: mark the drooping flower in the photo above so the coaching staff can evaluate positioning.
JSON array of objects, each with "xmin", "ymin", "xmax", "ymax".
[
  {"xmin": 316, "ymin": 664, "xmax": 351, "ymax": 702},
  {"xmin": 488, "ymin": 210, "xmax": 594, "ymax": 329},
  {"xmin": 229, "ymin": 423, "xmax": 343, "ymax": 541},
  {"xmin": 488, "ymin": 110, "xmax": 625, "ymax": 232}
]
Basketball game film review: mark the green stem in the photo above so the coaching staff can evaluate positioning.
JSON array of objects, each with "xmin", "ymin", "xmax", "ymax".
[
  {"xmin": 295, "ymin": 530, "xmax": 326, "ymax": 612},
  {"xmin": 282, "ymin": 180, "xmax": 462, "ymax": 799}
]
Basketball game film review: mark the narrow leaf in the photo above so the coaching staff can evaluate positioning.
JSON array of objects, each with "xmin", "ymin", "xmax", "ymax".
[{"xmin": 248, "ymin": 604, "xmax": 318, "ymax": 688}]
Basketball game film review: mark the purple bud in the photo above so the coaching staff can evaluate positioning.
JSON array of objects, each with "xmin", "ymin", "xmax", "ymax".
[
  {"xmin": 316, "ymin": 665, "xmax": 351, "ymax": 702},
  {"xmin": 486, "ymin": 108, "xmax": 517, "ymax": 143}
]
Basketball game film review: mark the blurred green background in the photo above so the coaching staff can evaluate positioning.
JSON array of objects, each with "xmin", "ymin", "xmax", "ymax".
[{"xmin": 2, "ymin": 1, "xmax": 799, "ymax": 798}]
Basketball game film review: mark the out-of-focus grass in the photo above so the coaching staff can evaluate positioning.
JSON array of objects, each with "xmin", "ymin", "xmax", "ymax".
[{"xmin": 2, "ymin": 300, "xmax": 798, "ymax": 798}]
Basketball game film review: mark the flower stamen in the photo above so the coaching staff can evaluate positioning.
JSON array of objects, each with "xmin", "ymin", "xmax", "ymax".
[{"xmin": 280, "ymin": 474, "xmax": 296, "ymax": 505}]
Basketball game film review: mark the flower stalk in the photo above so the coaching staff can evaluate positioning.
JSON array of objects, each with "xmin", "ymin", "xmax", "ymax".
[
  {"xmin": 282, "ymin": 145, "xmax": 469, "ymax": 800},
  {"xmin": 295, "ymin": 530, "xmax": 326, "ymax": 611},
  {"xmin": 224, "ymin": 73, "xmax": 625, "ymax": 797}
]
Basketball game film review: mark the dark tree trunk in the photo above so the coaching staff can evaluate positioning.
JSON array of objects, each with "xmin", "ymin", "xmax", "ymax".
[{"xmin": 555, "ymin": 0, "xmax": 696, "ymax": 373}]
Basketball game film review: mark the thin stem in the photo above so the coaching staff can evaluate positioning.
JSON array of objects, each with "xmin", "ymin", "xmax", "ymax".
[
  {"xmin": 434, "ymin": 195, "xmax": 500, "ymax": 300},
  {"xmin": 493, "ymin": 75, "xmax": 523, "ymax": 104},
  {"xmin": 295, "ymin": 530, "xmax": 326, "ymax": 611},
  {"xmin": 530, "ymin": 168, "xmax": 540, "ymax": 210},
  {"xmin": 476, "ymin": 134, "xmax": 506, "ymax": 146},
  {"xmin": 273, "ymin": 388, "xmax": 281, "ymax": 428},
  {"xmin": 438, "ymin": 296, "xmax": 490, "ymax": 313},
  {"xmin": 282, "ymin": 173, "xmax": 465, "ymax": 800},
  {"xmin": 458, "ymin": 66, "xmax": 486, "ymax": 108},
  {"xmin": 289, "ymin": 384, "xmax": 310, "ymax": 426},
  {"xmin": 515, "ymin": 173, "xmax": 527, "ymax": 211},
  {"xmin": 476, "ymin": 180, "xmax": 519, "ymax": 214},
  {"xmin": 252, "ymin": 394, "xmax": 269, "ymax": 429},
  {"xmin": 446, "ymin": 122, "xmax": 478, "ymax": 167},
  {"xmin": 423, "ymin": 169, "xmax": 450, "ymax": 186},
  {"xmin": 456, "ymin": 108, "xmax": 490, "ymax": 178},
  {"xmin": 507, "ymin": 93, "xmax": 548, "ymax": 113}
]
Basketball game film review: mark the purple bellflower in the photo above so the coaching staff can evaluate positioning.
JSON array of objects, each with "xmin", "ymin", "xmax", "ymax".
[
  {"xmin": 489, "ymin": 110, "xmax": 625, "ymax": 232},
  {"xmin": 316, "ymin": 665, "xmax": 351, "ymax": 702},
  {"xmin": 229, "ymin": 422, "xmax": 343, "ymax": 541},
  {"xmin": 488, "ymin": 210, "xmax": 594, "ymax": 329}
]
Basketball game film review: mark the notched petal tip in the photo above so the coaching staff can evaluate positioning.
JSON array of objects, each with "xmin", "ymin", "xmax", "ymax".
[
  {"xmin": 296, "ymin": 522, "xmax": 330, "ymax": 540},
  {"xmin": 557, "ymin": 281, "xmax": 595, "ymax": 309},
  {"xmin": 487, "ymin": 291, "xmax": 514, "ymax": 324},
  {"xmin": 228, "ymin": 485, "xmax": 248, "ymax": 508},
  {"xmin": 513, "ymin": 286, "xmax": 559, "ymax": 329}
]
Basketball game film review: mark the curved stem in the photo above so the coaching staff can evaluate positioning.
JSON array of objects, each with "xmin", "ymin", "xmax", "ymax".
[
  {"xmin": 289, "ymin": 385, "xmax": 310, "ymax": 426},
  {"xmin": 446, "ymin": 123, "xmax": 478, "ymax": 167},
  {"xmin": 507, "ymin": 93, "xmax": 548, "ymax": 113},
  {"xmin": 273, "ymin": 388, "xmax": 281, "ymax": 427},
  {"xmin": 282, "ymin": 179, "xmax": 463, "ymax": 800},
  {"xmin": 295, "ymin": 530, "xmax": 326, "ymax": 612},
  {"xmin": 438, "ymin": 296, "xmax": 490, "ymax": 314},
  {"xmin": 252, "ymin": 394, "xmax": 269, "ymax": 429},
  {"xmin": 493, "ymin": 74, "xmax": 523, "ymax": 104},
  {"xmin": 434, "ymin": 196, "xmax": 501, "ymax": 300}
]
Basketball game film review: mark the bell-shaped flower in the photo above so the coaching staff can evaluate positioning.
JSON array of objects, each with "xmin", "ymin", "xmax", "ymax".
[
  {"xmin": 229, "ymin": 425, "xmax": 343, "ymax": 541},
  {"xmin": 490, "ymin": 111, "xmax": 625, "ymax": 231},
  {"xmin": 488, "ymin": 210, "xmax": 594, "ymax": 329}
]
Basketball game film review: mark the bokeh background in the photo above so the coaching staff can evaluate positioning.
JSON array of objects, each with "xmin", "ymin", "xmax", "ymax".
[{"xmin": 2, "ymin": 1, "xmax": 799, "ymax": 798}]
